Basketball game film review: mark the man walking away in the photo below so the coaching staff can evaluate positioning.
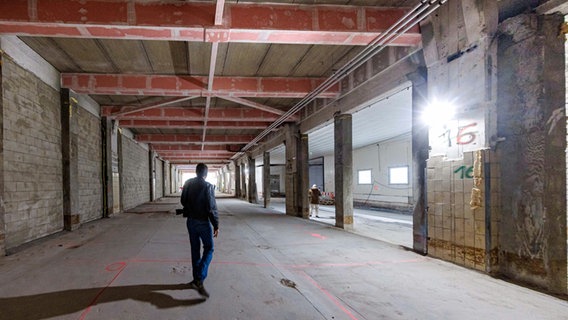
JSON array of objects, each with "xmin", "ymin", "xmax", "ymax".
[
  {"xmin": 308, "ymin": 184, "xmax": 321, "ymax": 218},
  {"xmin": 181, "ymin": 163, "xmax": 219, "ymax": 298}
]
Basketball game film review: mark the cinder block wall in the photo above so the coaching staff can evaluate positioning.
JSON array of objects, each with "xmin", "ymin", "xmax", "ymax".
[
  {"xmin": 120, "ymin": 134, "xmax": 150, "ymax": 210},
  {"xmin": 77, "ymin": 106, "xmax": 103, "ymax": 223},
  {"xmin": 164, "ymin": 161, "xmax": 170, "ymax": 195},
  {"xmin": 2, "ymin": 56, "xmax": 63, "ymax": 250},
  {"xmin": 154, "ymin": 157, "xmax": 163, "ymax": 199},
  {"xmin": 427, "ymin": 151, "xmax": 494, "ymax": 272}
]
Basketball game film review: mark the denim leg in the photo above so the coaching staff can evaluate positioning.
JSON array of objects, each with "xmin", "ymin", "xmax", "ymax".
[
  {"xmin": 187, "ymin": 219, "xmax": 214, "ymax": 282},
  {"xmin": 187, "ymin": 219, "xmax": 202, "ymax": 281},
  {"xmin": 197, "ymin": 221, "xmax": 214, "ymax": 281}
]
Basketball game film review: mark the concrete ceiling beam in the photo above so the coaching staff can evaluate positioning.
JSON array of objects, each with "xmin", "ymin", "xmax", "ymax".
[
  {"xmin": 105, "ymin": 107, "xmax": 284, "ymax": 122},
  {"xmin": 0, "ymin": 1, "xmax": 420, "ymax": 46},
  {"xmin": 118, "ymin": 119, "xmax": 268, "ymax": 130},
  {"xmin": 151, "ymin": 145, "xmax": 235, "ymax": 152},
  {"xmin": 158, "ymin": 152, "xmax": 232, "ymax": 158},
  {"xmin": 62, "ymin": 73, "xmax": 339, "ymax": 98},
  {"xmin": 136, "ymin": 134, "xmax": 255, "ymax": 144}
]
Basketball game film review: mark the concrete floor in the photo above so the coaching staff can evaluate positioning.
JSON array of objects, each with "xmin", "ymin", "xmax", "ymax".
[
  {"xmin": 268, "ymin": 198, "xmax": 413, "ymax": 248},
  {"xmin": 1, "ymin": 196, "xmax": 568, "ymax": 320}
]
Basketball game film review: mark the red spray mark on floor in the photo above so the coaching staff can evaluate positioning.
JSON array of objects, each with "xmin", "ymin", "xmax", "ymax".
[
  {"xmin": 310, "ymin": 233, "xmax": 327, "ymax": 240},
  {"xmin": 79, "ymin": 261, "xmax": 127, "ymax": 320},
  {"xmin": 299, "ymin": 270, "xmax": 360, "ymax": 320}
]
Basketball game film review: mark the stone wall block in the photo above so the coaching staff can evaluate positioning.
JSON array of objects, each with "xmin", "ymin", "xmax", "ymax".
[
  {"xmin": 2, "ymin": 57, "xmax": 63, "ymax": 250},
  {"xmin": 120, "ymin": 135, "xmax": 150, "ymax": 210}
]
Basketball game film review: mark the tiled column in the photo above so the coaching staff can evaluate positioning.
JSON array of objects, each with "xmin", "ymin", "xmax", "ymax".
[{"xmin": 334, "ymin": 113, "xmax": 353, "ymax": 229}]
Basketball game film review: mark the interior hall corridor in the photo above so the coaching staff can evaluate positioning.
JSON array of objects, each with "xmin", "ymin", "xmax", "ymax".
[{"xmin": 0, "ymin": 196, "xmax": 567, "ymax": 320}]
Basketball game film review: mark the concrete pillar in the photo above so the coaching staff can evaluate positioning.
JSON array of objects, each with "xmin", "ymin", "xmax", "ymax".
[
  {"xmin": 235, "ymin": 162, "xmax": 241, "ymax": 198},
  {"xmin": 248, "ymin": 156, "xmax": 258, "ymax": 203},
  {"xmin": 117, "ymin": 132, "xmax": 124, "ymax": 211},
  {"xmin": 0, "ymin": 54, "xmax": 5, "ymax": 255},
  {"xmin": 334, "ymin": 113, "xmax": 353, "ymax": 229},
  {"xmin": 101, "ymin": 117, "xmax": 114, "ymax": 218},
  {"xmin": 149, "ymin": 151, "xmax": 156, "ymax": 201},
  {"xmin": 284, "ymin": 132, "xmax": 296, "ymax": 215},
  {"xmin": 497, "ymin": 13, "xmax": 567, "ymax": 294},
  {"xmin": 285, "ymin": 125, "xmax": 308, "ymax": 217},
  {"xmin": 219, "ymin": 167, "xmax": 224, "ymax": 193},
  {"xmin": 409, "ymin": 68, "xmax": 429, "ymax": 254},
  {"xmin": 240, "ymin": 162, "xmax": 247, "ymax": 200},
  {"xmin": 263, "ymin": 152, "xmax": 271, "ymax": 208},
  {"xmin": 60, "ymin": 89, "xmax": 80, "ymax": 231},
  {"xmin": 298, "ymin": 134, "xmax": 309, "ymax": 218}
]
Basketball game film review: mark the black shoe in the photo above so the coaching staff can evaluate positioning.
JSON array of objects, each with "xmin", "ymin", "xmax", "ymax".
[
  {"xmin": 188, "ymin": 280, "xmax": 199, "ymax": 290},
  {"xmin": 196, "ymin": 282, "xmax": 210, "ymax": 298}
]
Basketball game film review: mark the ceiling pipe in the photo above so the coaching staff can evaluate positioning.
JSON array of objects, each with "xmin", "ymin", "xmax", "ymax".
[{"xmin": 233, "ymin": 0, "xmax": 447, "ymax": 159}]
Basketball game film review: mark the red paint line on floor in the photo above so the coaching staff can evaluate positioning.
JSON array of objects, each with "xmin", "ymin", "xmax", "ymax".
[
  {"xmin": 79, "ymin": 262, "xmax": 127, "ymax": 320},
  {"xmin": 126, "ymin": 258, "xmax": 424, "ymax": 269},
  {"xmin": 299, "ymin": 270, "xmax": 360, "ymax": 320}
]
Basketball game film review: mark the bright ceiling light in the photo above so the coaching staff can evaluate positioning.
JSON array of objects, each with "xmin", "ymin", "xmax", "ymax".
[{"xmin": 422, "ymin": 98, "xmax": 456, "ymax": 126}]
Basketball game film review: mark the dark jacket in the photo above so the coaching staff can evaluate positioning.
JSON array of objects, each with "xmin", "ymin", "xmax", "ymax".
[
  {"xmin": 308, "ymin": 187, "xmax": 321, "ymax": 204},
  {"xmin": 180, "ymin": 177, "xmax": 219, "ymax": 230}
]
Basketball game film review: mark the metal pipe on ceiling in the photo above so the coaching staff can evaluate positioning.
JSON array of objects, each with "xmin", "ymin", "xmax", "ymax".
[{"xmin": 233, "ymin": 0, "xmax": 448, "ymax": 160}]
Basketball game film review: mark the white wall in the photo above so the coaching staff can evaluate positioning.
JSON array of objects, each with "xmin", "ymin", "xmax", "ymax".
[
  {"xmin": 255, "ymin": 164, "xmax": 286, "ymax": 198},
  {"xmin": 353, "ymin": 134, "xmax": 412, "ymax": 204},
  {"xmin": 323, "ymin": 133, "xmax": 413, "ymax": 206}
]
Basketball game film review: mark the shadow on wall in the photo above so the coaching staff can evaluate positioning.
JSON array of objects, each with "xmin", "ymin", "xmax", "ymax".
[{"xmin": 0, "ymin": 283, "xmax": 205, "ymax": 320}]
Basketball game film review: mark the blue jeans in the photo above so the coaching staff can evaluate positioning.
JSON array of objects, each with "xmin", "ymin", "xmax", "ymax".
[{"xmin": 186, "ymin": 219, "xmax": 214, "ymax": 282}]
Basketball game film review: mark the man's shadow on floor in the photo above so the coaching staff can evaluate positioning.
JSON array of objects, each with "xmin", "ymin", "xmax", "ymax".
[{"xmin": 0, "ymin": 283, "xmax": 205, "ymax": 320}]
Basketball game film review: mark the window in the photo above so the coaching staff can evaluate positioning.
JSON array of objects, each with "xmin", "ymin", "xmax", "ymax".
[
  {"xmin": 358, "ymin": 169, "xmax": 372, "ymax": 184},
  {"xmin": 389, "ymin": 166, "xmax": 409, "ymax": 185}
]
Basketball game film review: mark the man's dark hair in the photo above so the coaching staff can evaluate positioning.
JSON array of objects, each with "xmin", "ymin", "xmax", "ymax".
[{"xmin": 196, "ymin": 163, "xmax": 208, "ymax": 178}]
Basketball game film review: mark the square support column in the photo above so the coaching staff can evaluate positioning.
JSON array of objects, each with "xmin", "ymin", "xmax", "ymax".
[
  {"xmin": 409, "ymin": 69, "xmax": 429, "ymax": 254},
  {"xmin": 248, "ymin": 156, "xmax": 258, "ymax": 203},
  {"xmin": 334, "ymin": 113, "xmax": 353, "ymax": 229},
  {"xmin": 61, "ymin": 89, "xmax": 80, "ymax": 231},
  {"xmin": 101, "ymin": 117, "xmax": 114, "ymax": 218},
  {"xmin": 149, "ymin": 150, "xmax": 156, "ymax": 201},
  {"xmin": 263, "ymin": 152, "xmax": 271, "ymax": 208},
  {"xmin": 0, "ymin": 54, "xmax": 5, "ymax": 255},
  {"xmin": 240, "ymin": 162, "xmax": 247, "ymax": 200},
  {"xmin": 298, "ymin": 134, "xmax": 309, "ymax": 218},
  {"xmin": 235, "ymin": 162, "xmax": 241, "ymax": 198},
  {"xmin": 285, "ymin": 124, "xmax": 308, "ymax": 217}
]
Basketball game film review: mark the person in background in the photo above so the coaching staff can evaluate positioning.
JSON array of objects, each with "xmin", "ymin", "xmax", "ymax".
[
  {"xmin": 180, "ymin": 163, "xmax": 219, "ymax": 298},
  {"xmin": 308, "ymin": 184, "xmax": 321, "ymax": 218}
]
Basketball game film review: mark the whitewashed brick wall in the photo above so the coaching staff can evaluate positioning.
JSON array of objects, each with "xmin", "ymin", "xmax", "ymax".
[
  {"xmin": 154, "ymin": 157, "xmax": 163, "ymax": 199},
  {"xmin": 120, "ymin": 134, "xmax": 150, "ymax": 210},
  {"xmin": 2, "ymin": 57, "xmax": 63, "ymax": 249},
  {"xmin": 77, "ymin": 106, "xmax": 102, "ymax": 222}
]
